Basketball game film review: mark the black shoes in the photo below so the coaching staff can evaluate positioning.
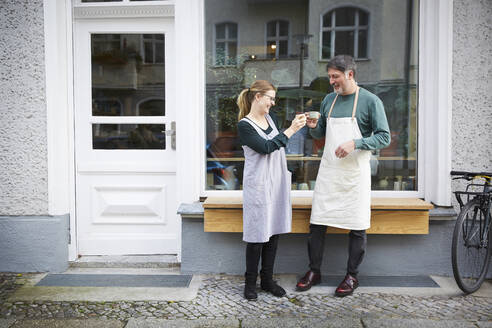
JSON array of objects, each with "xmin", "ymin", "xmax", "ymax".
[
  {"xmin": 244, "ymin": 283, "xmax": 258, "ymax": 300},
  {"xmin": 244, "ymin": 273, "xmax": 287, "ymax": 300},
  {"xmin": 244, "ymin": 272, "xmax": 258, "ymax": 301},
  {"xmin": 261, "ymin": 278, "xmax": 286, "ymax": 297}
]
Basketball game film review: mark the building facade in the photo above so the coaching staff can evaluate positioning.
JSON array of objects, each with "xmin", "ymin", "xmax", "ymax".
[{"xmin": 0, "ymin": 0, "xmax": 490, "ymax": 274}]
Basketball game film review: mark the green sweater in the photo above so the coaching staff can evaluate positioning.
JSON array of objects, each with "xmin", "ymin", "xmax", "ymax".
[{"xmin": 310, "ymin": 88, "xmax": 391, "ymax": 150}]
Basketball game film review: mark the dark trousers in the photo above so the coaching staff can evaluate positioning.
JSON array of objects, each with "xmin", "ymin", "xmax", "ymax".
[
  {"xmin": 308, "ymin": 224, "xmax": 366, "ymax": 276},
  {"xmin": 245, "ymin": 234, "xmax": 279, "ymax": 278}
]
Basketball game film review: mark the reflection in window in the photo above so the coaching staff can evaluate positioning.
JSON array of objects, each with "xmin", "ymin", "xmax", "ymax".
[
  {"xmin": 205, "ymin": 0, "xmax": 418, "ymax": 192},
  {"xmin": 137, "ymin": 98, "xmax": 165, "ymax": 116},
  {"xmin": 91, "ymin": 34, "xmax": 165, "ymax": 117},
  {"xmin": 92, "ymin": 99, "xmax": 122, "ymax": 116},
  {"xmin": 92, "ymin": 34, "xmax": 121, "ymax": 56},
  {"xmin": 143, "ymin": 34, "xmax": 164, "ymax": 64},
  {"xmin": 92, "ymin": 124, "xmax": 165, "ymax": 150},
  {"xmin": 215, "ymin": 22, "xmax": 238, "ymax": 66},
  {"xmin": 321, "ymin": 7, "xmax": 369, "ymax": 59},
  {"xmin": 266, "ymin": 20, "xmax": 289, "ymax": 59}
]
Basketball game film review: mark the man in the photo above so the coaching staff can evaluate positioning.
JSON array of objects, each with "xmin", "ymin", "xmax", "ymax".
[{"xmin": 296, "ymin": 55, "xmax": 390, "ymax": 297}]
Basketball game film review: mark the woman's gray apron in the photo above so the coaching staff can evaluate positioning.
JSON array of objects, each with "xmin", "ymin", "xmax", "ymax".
[
  {"xmin": 241, "ymin": 114, "xmax": 292, "ymax": 243},
  {"xmin": 310, "ymin": 87, "xmax": 371, "ymax": 230}
]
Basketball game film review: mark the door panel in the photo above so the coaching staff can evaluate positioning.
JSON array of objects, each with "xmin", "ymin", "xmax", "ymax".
[{"xmin": 74, "ymin": 18, "xmax": 178, "ymax": 255}]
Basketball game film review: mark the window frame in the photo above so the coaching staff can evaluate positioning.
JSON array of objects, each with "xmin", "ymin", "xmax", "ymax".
[
  {"xmin": 265, "ymin": 19, "xmax": 290, "ymax": 59},
  {"xmin": 197, "ymin": 0, "xmax": 453, "ymax": 202},
  {"xmin": 213, "ymin": 22, "xmax": 239, "ymax": 67},
  {"xmin": 319, "ymin": 6, "xmax": 370, "ymax": 60}
]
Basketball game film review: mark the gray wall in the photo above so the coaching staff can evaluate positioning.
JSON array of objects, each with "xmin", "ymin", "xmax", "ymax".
[
  {"xmin": 0, "ymin": 0, "xmax": 48, "ymax": 215},
  {"xmin": 0, "ymin": 215, "xmax": 69, "ymax": 273},
  {"xmin": 182, "ymin": 217, "xmax": 492, "ymax": 277},
  {"xmin": 452, "ymin": 0, "xmax": 492, "ymax": 179}
]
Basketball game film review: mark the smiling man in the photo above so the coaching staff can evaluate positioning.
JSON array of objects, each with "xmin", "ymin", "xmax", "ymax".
[{"xmin": 296, "ymin": 55, "xmax": 390, "ymax": 297}]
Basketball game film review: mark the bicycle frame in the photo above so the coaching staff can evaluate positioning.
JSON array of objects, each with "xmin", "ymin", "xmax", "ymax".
[
  {"xmin": 450, "ymin": 170, "xmax": 492, "ymax": 293},
  {"xmin": 454, "ymin": 176, "xmax": 491, "ymax": 249}
]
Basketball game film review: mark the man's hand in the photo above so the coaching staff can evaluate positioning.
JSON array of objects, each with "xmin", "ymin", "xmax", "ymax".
[
  {"xmin": 306, "ymin": 117, "xmax": 318, "ymax": 128},
  {"xmin": 335, "ymin": 140, "xmax": 355, "ymax": 158}
]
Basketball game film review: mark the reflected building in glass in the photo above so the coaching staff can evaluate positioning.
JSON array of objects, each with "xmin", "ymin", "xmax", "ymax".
[
  {"xmin": 91, "ymin": 33, "xmax": 167, "ymax": 149},
  {"xmin": 205, "ymin": 0, "xmax": 419, "ymax": 192}
]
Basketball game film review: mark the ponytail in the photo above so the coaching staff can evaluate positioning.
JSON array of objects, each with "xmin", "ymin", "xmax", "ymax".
[{"xmin": 237, "ymin": 88, "xmax": 252, "ymax": 120}]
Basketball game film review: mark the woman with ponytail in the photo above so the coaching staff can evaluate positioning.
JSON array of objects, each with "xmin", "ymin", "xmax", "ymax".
[{"xmin": 237, "ymin": 80, "xmax": 306, "ymax": 300}]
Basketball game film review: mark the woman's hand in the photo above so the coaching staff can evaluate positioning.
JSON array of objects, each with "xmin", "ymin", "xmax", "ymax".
[{"xmin": 283, "ymin": 114, "xmax": 306, "ymax": 138}]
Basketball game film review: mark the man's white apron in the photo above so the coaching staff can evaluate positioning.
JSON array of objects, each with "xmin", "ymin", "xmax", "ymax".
[
  {"xmin": 241, "ymin": 114, "xmax": 292, "ymax": 243},
  {"xmin": 310, "ymin": 87, "xmax": 371, "ymax": 230}
]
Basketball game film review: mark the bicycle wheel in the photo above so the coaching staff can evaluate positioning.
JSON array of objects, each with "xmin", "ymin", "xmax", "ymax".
[{"xmin": 451, "ymin": 198, "xmax": 492, "ymax": 294}]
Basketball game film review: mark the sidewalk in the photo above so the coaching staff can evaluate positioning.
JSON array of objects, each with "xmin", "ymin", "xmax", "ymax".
[{"xmin": 1, "ymin": 273, "xmax": 491, "ymax": 327}]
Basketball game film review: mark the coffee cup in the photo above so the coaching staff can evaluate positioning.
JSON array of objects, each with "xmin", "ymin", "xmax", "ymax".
[
  {"xmin": 298, "ymin": 183, "xmax": 309, "ymax": 190},
  {"xmin": 308, "ymin": 111, "xmax": 320, "ymax": 120}
]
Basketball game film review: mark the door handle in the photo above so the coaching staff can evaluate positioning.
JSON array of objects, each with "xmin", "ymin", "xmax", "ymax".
[{"xmin": 162, "ymin": 121, "xmax": 176, "ymax": 150}]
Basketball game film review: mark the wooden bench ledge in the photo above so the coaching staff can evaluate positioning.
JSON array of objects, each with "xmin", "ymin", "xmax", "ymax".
[
  {"xmin": 204, "ymin": 197, "xmax": 433, "ymax": 210},
  {"xmin": 204, "ymin": 197, "xmax": 433, "ymax": 235}
]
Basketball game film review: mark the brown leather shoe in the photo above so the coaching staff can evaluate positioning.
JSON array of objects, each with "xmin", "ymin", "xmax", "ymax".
[
  {"xmin": 335, "ymin": 274, "xmax": 359, "ymax": 297},
  {"xmin": 296, "ymin": 270, "xmax": 321, "ymax": 291}
]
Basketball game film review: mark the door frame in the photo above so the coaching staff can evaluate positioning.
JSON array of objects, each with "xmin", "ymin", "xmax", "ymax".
[
  {"xmin": 73, "ymin": 17, "xmax": 178, "ymax": 256},
  {"xmin": 44, "ymin": 0, "xmax": 193, "ymax": 261}
]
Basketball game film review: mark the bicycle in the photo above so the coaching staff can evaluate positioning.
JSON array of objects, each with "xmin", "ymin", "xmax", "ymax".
[{"xmin": 450, "ymin": 170, "xmax": 492, "ymax": 294}]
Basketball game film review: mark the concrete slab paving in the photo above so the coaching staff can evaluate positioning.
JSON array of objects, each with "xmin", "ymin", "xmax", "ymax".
[
  {"xmin": 9, "ymin": 319, "xmax": 124, "ymax": 328},
  {"xmin": 72, "ymin": 255, "xmax": 179, "ymax": 268},
  {"xmin": 431, "ymin": 276, "xmax": 492, "ymax": 298},
  {"xmin": 125, "ymin": 318, "xmax": 240, "ymax": 328},
  {"xmin": 362, "ymin": 318, "xmax": 478, "ymax": 328},
  {"xmin": 0, "ymin": 319, "xmax": 16, "ymax": 328},
  {"xmin": 63, "ymin": 268, "xmax": 180, "ymax": 275},
  {"xmin": 241, "ymin": 317, "xmax": 362, "ymax": 328},
  {"xmin": 1, "ymin": 273, "xmax": 490, "ymax": 324},
  {"xmin": 279, "ymin": 274, "xmax": 491, "ymax": 298},
  {"xmin": 7, "ymin": 274, "xmax": 202, "ymax": 302}
]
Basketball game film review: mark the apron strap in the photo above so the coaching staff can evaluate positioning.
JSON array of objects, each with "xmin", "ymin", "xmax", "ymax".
[
  {"xmin": 327, "ymin": 94, "xmax": 339, "ymax": 119},
  {"xmin": 327, "ymin": 87, "xmax": 360, "ymax": 119},
  {"xmin": 351, "ymin": 87, "xmax": 360, "ymax": 120}
]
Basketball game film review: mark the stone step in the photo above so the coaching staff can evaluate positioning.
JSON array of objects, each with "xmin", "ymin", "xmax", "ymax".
[{"xmin": 70, "ymin": 255, "xmax": 180, "ymax": 269}]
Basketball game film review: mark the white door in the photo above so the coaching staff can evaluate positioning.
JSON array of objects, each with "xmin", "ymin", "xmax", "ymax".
[{"xmin": 74, "ymin": 18, "xmax": 179, "ymax": 255}]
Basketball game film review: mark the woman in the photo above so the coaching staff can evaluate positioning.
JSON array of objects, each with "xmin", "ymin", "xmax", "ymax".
[{"xmin": 237, "ymin": 80, "xmax": 306, "ymax": 300}]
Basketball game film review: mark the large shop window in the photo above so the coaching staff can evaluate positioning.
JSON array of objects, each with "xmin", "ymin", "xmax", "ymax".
[{"xmin": 205, "ymin": 0, "xmax": 419, "ymax": 193}]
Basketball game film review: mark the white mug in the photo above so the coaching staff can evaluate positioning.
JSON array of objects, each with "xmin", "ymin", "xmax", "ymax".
[
  {"xmin": 308, "ymin": 111, "xmax": 320, "ymax": 119},
  {"xmin": 298, "ymin": 183, "xmax": 309, "ymax": 190}
]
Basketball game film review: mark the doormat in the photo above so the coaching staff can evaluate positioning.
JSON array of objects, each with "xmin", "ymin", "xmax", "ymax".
[
  {"xmin": 36, "ymin": 274, "xmax": 192, "ymax": 288},
  {"xmin": 309, "ymin": 275, "xmax": 439, "ymax": 288}
]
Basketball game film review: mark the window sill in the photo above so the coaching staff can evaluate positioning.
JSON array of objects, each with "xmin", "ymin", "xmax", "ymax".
[{"xmin": 179, "ymin": 197, "xmax": 435, "ymax": 235}]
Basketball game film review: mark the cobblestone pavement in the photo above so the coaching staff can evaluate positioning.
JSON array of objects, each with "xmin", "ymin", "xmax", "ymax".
[{"xmin": 1, "ymin": 273, "xmax": 491, "ymax": 324}]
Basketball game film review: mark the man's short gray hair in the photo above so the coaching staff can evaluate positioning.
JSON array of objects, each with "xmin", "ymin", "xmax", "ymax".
[{"xmin": 326, "ymin": 55, "xmax": 357, "ymax": 78}]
